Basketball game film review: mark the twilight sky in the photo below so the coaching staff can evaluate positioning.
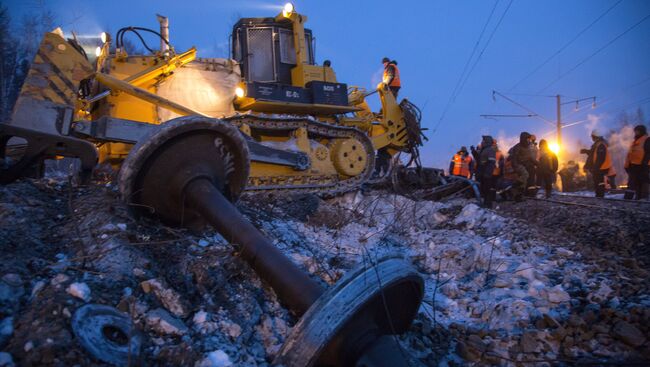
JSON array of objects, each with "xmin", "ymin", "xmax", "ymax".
[{"xmin": 6, "ymin": 0, "xmax": 650, "ymax": 168}]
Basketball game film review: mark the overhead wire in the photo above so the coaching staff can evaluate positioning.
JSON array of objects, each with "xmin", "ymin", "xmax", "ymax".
[
  {"xmin": 455, "ymin": 0, "xmax": 515, "ymax": 97},
  {"xmin": 447, "ymin": 0, "xmax": 501, "ymax": 108},
  {"xmin": 540, "ymin": 96, "xmax": 650, "ymax": 135},
  {"xmin": 509, "ymin": 0, "xmax": 623, "ymax": 92},
  {"xmin": 492, "ymin": 90, "xmax": 555, "ymax": 125},
  {"xmin": 537, "ymin": 13, "xmax": 650, "ymax": 93},
  {"xmin": 432, "ymin": 0, "xmax": 513, "ymax": 135},
  {"xmin": 559, "ymin": 75, "xmax": 650, "ymax": 121}
]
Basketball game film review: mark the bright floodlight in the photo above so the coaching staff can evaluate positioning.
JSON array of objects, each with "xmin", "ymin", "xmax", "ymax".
[
  {"xmin": 95, "ymin": 46, "xmax": 102, "ymax": 57},
  {"xmin": 283, "ymin": 2, "xmax": 294, "ymax": 16},
  {"xmin": 100, "ymin": 32, "xmax": 107, "ymax": 43},
  {"xmin": 549, "ymin": 142, "xmax": 560, "ymax": 155},
  {"xmin": 235, "ymin": 86, "xmax": 245, "ymax": 98}
]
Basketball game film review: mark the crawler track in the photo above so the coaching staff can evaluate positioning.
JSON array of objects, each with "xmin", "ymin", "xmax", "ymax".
[{"xmin": 223, "ymin": 114, "xmax": 376, "ymax": 197}]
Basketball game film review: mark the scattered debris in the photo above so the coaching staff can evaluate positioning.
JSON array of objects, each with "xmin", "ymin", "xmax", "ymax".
[
  {"xmin": 146, "ymin": 308, "xmax": 188, "ymax": 336},
  {"xmin": 0, "ymin": 352, "xmax": 15, "ymax": 367},
  {"xmin": 195, "ymin": 350, "xmax": 233, "ymax": 367},
  {"xmin": 1, "ymin": 177, "xmax": 649, "ymax": 366},
  {"xmin": 0, "ymin": 317, "xmax": 13, "ymax": 347},
  {"xmin": 141, "ymin": 278, "xmax": 189, "ymax": 318},
  {"xmin": 66, "ymin": 282, "xmax": 91, "ymax": 302}
]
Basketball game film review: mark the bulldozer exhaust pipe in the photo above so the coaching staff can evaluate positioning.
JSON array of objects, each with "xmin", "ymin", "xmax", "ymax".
[{"xmin": 156, "ymin": 14, "xmax": 169, "ymax": 53}]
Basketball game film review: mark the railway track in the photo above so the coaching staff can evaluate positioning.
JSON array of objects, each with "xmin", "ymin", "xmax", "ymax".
[{"xmin": 532, "ymin": 193, "xmax": 650, "ymax": 214}]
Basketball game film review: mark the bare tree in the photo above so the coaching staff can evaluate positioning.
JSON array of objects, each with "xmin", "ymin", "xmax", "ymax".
[
  {"xmin": 0, "ymin": 2, "xmax": 56, "ymax": 120},
  {"xmin": 0, "ymin": 2, "xmax": 20, "ymax": 121}
]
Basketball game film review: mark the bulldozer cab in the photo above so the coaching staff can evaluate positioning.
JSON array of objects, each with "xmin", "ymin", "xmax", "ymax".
[
  {"xmin": 232, "ymin": 17, "xmax": 315, "ymax": 84},
  {"xmin": 231, "ymin": 6, "xmax": 359, "ymax": 115}
]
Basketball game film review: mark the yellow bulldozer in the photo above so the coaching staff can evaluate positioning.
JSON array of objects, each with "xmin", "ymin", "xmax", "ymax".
[{"xmin": 0, "ymin": 3, "xmax": 475, "ymax": 199}]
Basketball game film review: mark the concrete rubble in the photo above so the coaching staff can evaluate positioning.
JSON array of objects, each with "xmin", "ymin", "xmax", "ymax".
[{"xmin": 0, "ymin": 176, "xmax": 648, "ymax": 366}]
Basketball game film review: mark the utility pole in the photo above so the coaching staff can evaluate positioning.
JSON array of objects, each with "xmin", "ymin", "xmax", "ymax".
[
  {"xmin": 556, "ymin": 94, "xmax": 562, "ymax": 162},
  {"xmin": 487, "ymin": 91, "xmax": 596, "ymax": 157}
]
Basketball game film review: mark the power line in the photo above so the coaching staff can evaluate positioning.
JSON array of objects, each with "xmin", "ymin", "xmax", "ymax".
[
  {"xmin": 448, "ymin": 0, "xmax": 500, "ymax": 107},
  {"xmin": 432, "ymin": 0, "xmax": 514, "ymax": 135},
  {"xmin": 537, "ymin": 13, "xmax": 650, "ymax": 93},
  {"xmin": 509, "ymin": 0, "xmax": 623, "ymax": 92},
  {"xmin": 561, "ymin": 75, "xmax": 650, "ymax": 120},
  {"xmin": 560, "ymin": 96, "xmax": 650, "ymax": 130},
  {"xmin": 492, "ymin": 90, "xmax": 555, "ymax": 125},
  {"xmin": 431, "ymin": 0, "xmax": 500, "ymax": 135},
  {"xmin": 456, "ymin": 0, "xmax": 515, "ymax": 100}
]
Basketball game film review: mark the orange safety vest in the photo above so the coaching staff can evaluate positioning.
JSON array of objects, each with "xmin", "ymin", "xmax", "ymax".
[
  {"xmin": 493, "ymin": 150, "xmax": 503, "ymax": 176},
  {"xmin": 452, "ymin": 154, "xmax": 472, "ymax": 178},
  {"xmin": 383, "ymin": 63, "xmax": 401, "ymax": 87},
  {"xmin": 624, "ymin": 135, "xmax": 649, "ymax": 168},
  {"xmin": 592, "ymin": 140, "xmax": 612, "ymax": 170}
]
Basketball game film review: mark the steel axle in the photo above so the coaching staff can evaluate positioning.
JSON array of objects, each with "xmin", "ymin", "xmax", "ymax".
[{"xmin": 119, "ymin": 116, "xmax": 424, "ymax": 366}]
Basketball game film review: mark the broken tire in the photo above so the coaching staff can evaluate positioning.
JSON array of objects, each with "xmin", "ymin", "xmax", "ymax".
[{"xmin": 71, "ymin": 304, "xmax": 143, "ymax": 366}]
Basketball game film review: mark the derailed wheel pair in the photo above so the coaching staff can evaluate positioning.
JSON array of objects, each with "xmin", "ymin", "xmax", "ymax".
[{"xmin": 113, "ymin": 116, "xmax": 425, "ymax": 366}]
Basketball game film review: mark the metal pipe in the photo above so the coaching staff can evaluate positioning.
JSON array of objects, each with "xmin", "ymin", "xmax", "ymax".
[
  {"xmin": 184, "ymin": 178, "xmax": 323, "ymax": 315},
  {"xmin": 95, "ymin": 72, "xmax": 208, "ymax": 117},
  {"xmin": 184, "ymin": 178, "xmax": 407, "ymax": 365},
  {"xmin": 156, "ymin": 14, "xmax": 169, "ymax": 53}
]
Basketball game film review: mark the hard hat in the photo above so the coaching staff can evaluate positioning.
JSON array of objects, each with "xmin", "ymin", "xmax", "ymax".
[
  {"xmin": 382, "ymin": 57, "xmax": 390, "ymax": 64},
  {"xmin": 591, "ymin": 129, "xmax": 601, "ymax": 137},
  {"xmin": 460, "ymin": 146, "xmax": 468, "ymax": 152}
]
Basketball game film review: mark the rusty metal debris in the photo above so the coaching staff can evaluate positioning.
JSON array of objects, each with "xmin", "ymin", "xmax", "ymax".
[
  {"xmin": 71, "ymin": 304, "xmax": 142, "ymax": 366},
  {"xmin": 118, "ymin": 117, "xmax": 424, "ymax": 366}
]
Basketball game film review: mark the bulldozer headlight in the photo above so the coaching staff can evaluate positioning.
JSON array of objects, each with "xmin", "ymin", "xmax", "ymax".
[
  {"xmin": 235, "ymin": 86, "xmax": 246, "ymax": 98},
  {"xmin": 95, "ymin": 46, "xmax": 102, "ymax": 57},
  {"xmin": 100, "ymin": 32, "xmax": 107, "ymax": 44},
  {"xmin": 283, "ymin": 2, "xmax": 294, "ymax": 17}
]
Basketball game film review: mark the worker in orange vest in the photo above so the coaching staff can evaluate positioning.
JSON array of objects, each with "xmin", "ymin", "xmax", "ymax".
[
  {"xmin": 493, "ymin": 139, "xmax": 505, "ymax": 179},
  {"xmin": 449, "ymin": 146, "xmax": 474, "ymax": 179},
  {"xmin": 582, "ymin": 130, "xmax": 612, "ymax": 198},
  {"xmin": 624, "ymin": 124, "xmax": 650, "ymax": 200},
  {"xmin": 382, "ymin": 57, "xmax": 401, "ymax": 98}
]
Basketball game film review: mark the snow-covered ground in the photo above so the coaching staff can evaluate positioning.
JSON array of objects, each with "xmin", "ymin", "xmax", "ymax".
[{"xmin": 0, "ymin": 178, "xmax": 648, "ymax": 366}]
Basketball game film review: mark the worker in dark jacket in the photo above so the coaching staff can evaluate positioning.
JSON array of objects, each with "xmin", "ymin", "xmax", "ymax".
[
  {"xmin": 527, "ymin": 134, "xmax": 540, "ymax": 193},
  {"xmin": 537, "ymin": 139, "xmax": 558, "ymax": 198},
  {"xmin": 624, "ymin": 124, "xmax": 650, "ymax": 200},
  {"xmin": 477, "ymin": 136, "xmax": 497, "ymax": 208},
  {"xmin": 581, "ymin": 130, "xmax": 612, "ymax": 198},
  {"xmin": 382, "ymin": 57, "xmax": 401, "ymax": 98},
  {"xmin": 508, "ymin": 132, "xmax": 535, "ymax": 201}
]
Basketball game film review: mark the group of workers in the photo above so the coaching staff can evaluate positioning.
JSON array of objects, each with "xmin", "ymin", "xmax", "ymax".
[
  {"xmin": 449, "ymin": 132, "xmax": 558, "ymax": 208},
  {"xmin": 578, "ymin": 125, "xmax": 649, "ymax": 200},
  {"xmin": 583, "ymin": 124, "xmax": 650, "ymax": 200},
  {"xmin": 379, "ymin": 56, "xmax": 649, "ymax": 203},
  {"xmin": 449, "ymin": 124, "xmax": 650, "ymax": 206}
]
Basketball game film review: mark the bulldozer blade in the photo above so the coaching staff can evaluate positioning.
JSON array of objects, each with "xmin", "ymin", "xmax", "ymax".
[{"xmin": 0, "ymin": 30, "xmax": 98, "ymax": 183}]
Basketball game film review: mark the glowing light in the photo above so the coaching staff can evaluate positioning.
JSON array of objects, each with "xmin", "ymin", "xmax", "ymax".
[
  {"xmin": 283, "ymin": 2, "xmax": 294, "ymax": 16},
  {"xmin": 549, "ymin": 142, "xmax": 560, "ymax": 155},
  {"xmin": 95, "ymin": 46, "xmax": 102, "ymax": 57},
  {"xmin": 235, "ymin": 86, "xmax": 245, "ymax": 98},
  {"xmin": 100, "ymin": 32, "xmax": 107, "ymax": 43}
]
